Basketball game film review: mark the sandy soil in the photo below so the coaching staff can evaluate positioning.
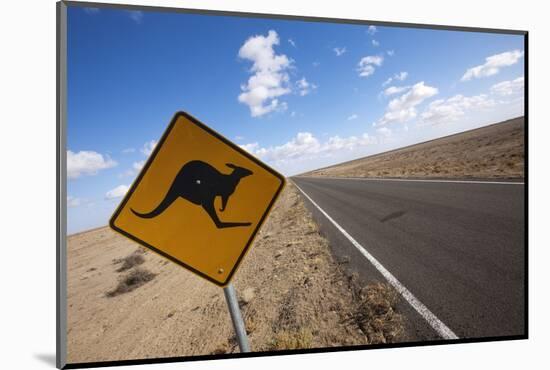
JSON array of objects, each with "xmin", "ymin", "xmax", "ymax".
[
  {"xmin": 303, "ymin": 117, "xmax": 524, "ymax": 179},
  {"xmin": 67, "ymin": 184, "xmax": 405, "ymax": 364}
]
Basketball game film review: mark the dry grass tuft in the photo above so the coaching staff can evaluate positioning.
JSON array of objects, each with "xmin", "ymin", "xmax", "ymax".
[
  {"xmin": 304, "ymin": 117, "xmax": 524, "ymax": 179},
  {"xmin": 114, "ymin": 250, "xmax": 145, "ymax": 272},
  {"xmin": 243, "ymin": 306, "xmax": 258, "ymax": 335},
  {"xmin": 352, "ymin": 282, "xmax": 405, "ymax": 344},
  {"xmin": 106, "ymin": 267, "xmax": 156, "ymax": 297},
  {"xmin": 270, "ymin": 328, "xmax": 314, "ymax": 350}
]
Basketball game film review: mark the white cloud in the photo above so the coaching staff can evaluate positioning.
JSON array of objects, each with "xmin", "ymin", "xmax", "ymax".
[
  {"xmin": 363, "ymin": 56, "xmax": 383, "ymax": 65},
  {"xmin": 133, "ymin": 160, "xmax": 146, "ymax": 171},
  {"xmin": 67, "ymin": 150, "xmax": 117, "ymax": 179},
  {"xmin": 376, "ymin": 127, "xmax": 392, "ymax": 137},
  {"xmin": 240, "ymin": 142, "xmax": 259, "ymax": 152},
  {"xmin": 240, "ymin": 142, "xmax": 266, "ymax": 157},
  {"xmin": 324, "ymin": 134, "xmax": 375, "ymax": 152},
  {"xmin": 141, "ymin": 140, "xmax": 157, "ymax": 156},
  {"xmin": 67, "ymin": 196, "xmax": 81, "ymax": 208},
  {"xmin": 358, "ymin": 64, "xmax": 375, "ymax": 78},
  {"xmin": 238, "ymin": 30, "xmax": 292, "ymax": 117},
  {"xmin": 347, "ymin": 114, "xmax": 359, "ymax": 121},
  {"xmin": 383, "ymin": 85, "xmax": 410, "ymax": 96},
  {"xmin": 290, "ymin": 111, "xmax": 297, "ymax": 118},
  {"xmin": 461, "ymin": 50, "xmax": 524, "ymax": 81},
  {"xmin": 367, "ymin": 25, "xmax": 377, "ymax": 35},
  {"xmin": 372, "ymin": 39, "xmax": 380, "ymax": 47},
  {"xmin": 240, "ymin": 131, "xmax": 376, "ymax": 164},
  {"xmin": 420, "ymin": 94, "xmax": 496, "ymax": 126},
  {"xmin": 122, "ymin": 147, "xmax": 135, "ymax": 154},
  {"xmin": 333, "ymin": 47, "xmax": 347, "ymax": 56},
  {"xmin": 490, "ymin": 76, "xmax": 524, "ymax": 96},
  {"xmin": 265, "ymin": 132, "xmax": 320, "ymax": 161},
  {"xmin": 127, "ymin": 10, "xmax": 143, "ymax": 23},
  {"xmin": 382, "ymin": 71, "xmax": 408, "ymax": 86},
  {"xmin": 387, "ymin": 50, "xmax": 395, "ymax": 56},
  {"xmin": 296, "ymin": 77, "xmax": 317, "ymax": 96},
  {"xmin": 374, "ymin": 81, "xmax": 438, "ymax": 126},
  {"xmin": 119, "ymin": 140, "xmax": 155, "ymax": 177},
  {"xmin": 312, "ymin": 61, "xmax": 320, "ymax": 67},
  {"xmin": 119, "ymin": 160, "xmax": 146, "ymax": 178},
  {"xmin": 235, "ymin": 135, "xmax": 245, "ymax": 141},
  {"xmin": 105, "ymin": 185, "xmax": 130, "ymax": 200},
  {"xmin": 357, "ymin": 55, "xmax": 383, "ymax": 77},
  {"xmin": 288, "ymin": 38, "xmax": 296, "ymax": 47}
]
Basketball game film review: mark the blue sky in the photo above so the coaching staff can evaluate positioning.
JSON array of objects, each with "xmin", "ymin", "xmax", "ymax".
[{"xmin": 66, "ymin": 5, "xmax": 525, "ymax": 234}]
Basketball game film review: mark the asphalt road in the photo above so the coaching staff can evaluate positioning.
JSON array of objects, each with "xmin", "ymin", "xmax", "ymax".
[{"xmin": 292, "ymin": 176, "xmax": 525, "ymax": 341}]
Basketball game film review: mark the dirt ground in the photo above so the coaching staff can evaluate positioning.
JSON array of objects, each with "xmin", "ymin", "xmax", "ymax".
[
  {"xmin": 303, "ymin": 117, "xmax": 524, "ymax": 179},
  {"xmin": 67, "ymin": 183, "xmax": 405, "ymax": 364}
]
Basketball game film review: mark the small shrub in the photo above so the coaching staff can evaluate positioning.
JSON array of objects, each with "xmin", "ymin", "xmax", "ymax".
[
  {"xmin": 106, "ymin": 268, "xmax": 156, "ymax": 297},
  {"xmin": 115, "ymin": 251, "xmax": 145, "ymax": 272},
  {"xmin": 353, "ymin": 283, "xmax": 405, "ymax": 344},
  {"xmin": 270, "ymin": 329, "xmax": 313, "ymax": 350}
]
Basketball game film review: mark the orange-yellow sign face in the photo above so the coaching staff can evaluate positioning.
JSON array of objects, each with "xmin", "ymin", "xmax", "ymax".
[{"xmin": 110, "ymin": 112, "xmax": 285, "ymax": 286}]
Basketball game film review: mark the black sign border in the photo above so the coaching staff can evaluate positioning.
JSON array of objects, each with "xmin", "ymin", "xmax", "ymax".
[{"xmin": 109, "ymin": 111, "xmax": 286, "ymax": 287}]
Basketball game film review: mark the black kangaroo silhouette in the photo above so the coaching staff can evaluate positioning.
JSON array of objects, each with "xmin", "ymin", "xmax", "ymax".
[{"xmin": 131, "ymin": 160, "xmax": 253, "ymax": 229}]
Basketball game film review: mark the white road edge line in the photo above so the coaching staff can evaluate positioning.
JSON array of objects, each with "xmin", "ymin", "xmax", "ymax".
[
  {"xmin": 293, "ymin": 181, "xmax": 459, "ymax": 340},
  {"xmin": 305, "ymin": 176, "xmax": 524, "ymax": 185}
]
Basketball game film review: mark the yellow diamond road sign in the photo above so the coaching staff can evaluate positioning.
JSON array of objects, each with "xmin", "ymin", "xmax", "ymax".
[{"xmin": 110, "ymin": 112, "xmax": 285, "ymax": 286}]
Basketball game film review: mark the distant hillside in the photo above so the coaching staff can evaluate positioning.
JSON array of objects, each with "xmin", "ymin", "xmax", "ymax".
[{"xmin": 301, "ymin": 117, "xmax": 524, "ymax": 179}]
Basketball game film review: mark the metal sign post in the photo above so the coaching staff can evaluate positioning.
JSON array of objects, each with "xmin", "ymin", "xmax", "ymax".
[{"xmin": 223, "ymin": 284, "xmax": 250, "ymax": 352}]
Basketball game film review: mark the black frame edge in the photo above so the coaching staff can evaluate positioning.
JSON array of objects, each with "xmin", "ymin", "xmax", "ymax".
[
  {"xmin": 523, "ymin": 32, "xmax": 529, "ymax": 338},
  {"xmin": 57, "ymin": 1, "xmax": 68, "ymax": 369}
]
